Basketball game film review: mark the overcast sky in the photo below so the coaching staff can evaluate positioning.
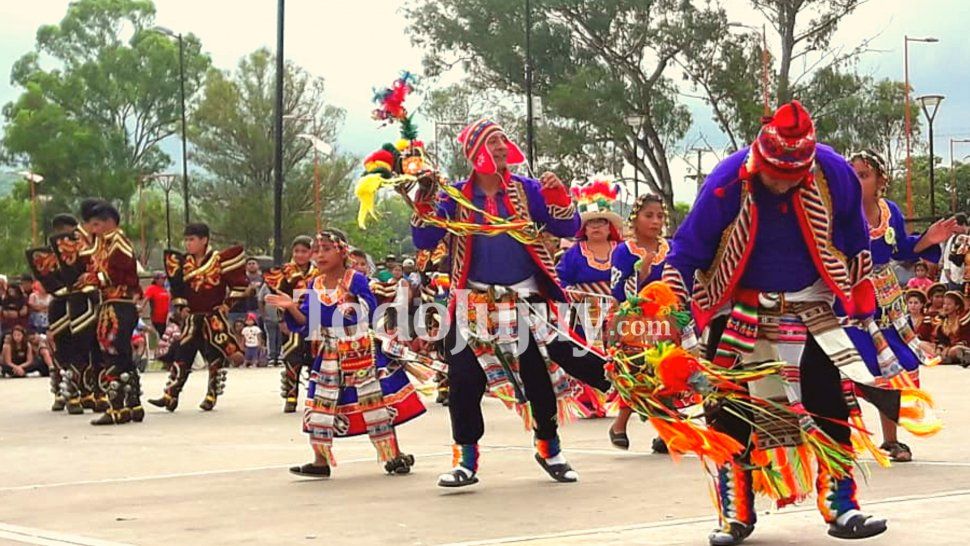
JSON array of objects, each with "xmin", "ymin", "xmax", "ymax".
[{"xmin": 1, "ymin": 0, "xmax": 968, "ymax": 204}]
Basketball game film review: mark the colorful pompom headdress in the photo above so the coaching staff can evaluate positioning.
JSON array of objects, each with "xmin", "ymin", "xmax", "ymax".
[
  {"xmin": 456, "ymin": 118, "xmax": 526, "ymax": 175},
  {"xmin": 570, "ymin": 177, "xmax": 623, "ymax": 237},
  {"xmin": 355, "ymin": 72, "xmax": 431, "ymax": 228}
]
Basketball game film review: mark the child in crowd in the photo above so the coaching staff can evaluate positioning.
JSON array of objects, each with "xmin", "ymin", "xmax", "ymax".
[
  {"xmin": 241, "ymin": 314, "xmax": 262, "ymax": 368},
  {"xmin": 906, "ymin": 262, "xmax": 934, "ymax": 291}
]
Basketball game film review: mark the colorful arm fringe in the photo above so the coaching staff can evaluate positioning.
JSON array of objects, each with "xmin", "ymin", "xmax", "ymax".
[{"xmin": 606, "ymin": 281, "xmax": 896, "ymax": 507}]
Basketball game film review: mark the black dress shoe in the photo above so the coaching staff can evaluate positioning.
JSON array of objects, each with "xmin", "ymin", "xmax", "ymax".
[
  {"xmin": 609, "ymin": 428, "xmax": 630, "ymax": 450},
  {"xmin": 289, "ymin": 463, "xmax": 331, "ymax": 478}
]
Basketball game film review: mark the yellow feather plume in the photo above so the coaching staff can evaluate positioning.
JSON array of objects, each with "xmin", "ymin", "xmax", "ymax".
[{"xmin": 355, "ymin": 173, "xmax": 387, "ymax": 229}]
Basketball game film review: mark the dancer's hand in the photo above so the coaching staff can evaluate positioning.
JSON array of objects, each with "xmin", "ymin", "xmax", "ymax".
[
  {"xmin": 539, "ymin": 171, "xmax": 564, "ymax": 191},
  {"xmin": 265, "ymin": 293, "xmax": 295, "ymax": 310},
  {"xmin": 922, "ymin": 216, "xmax": 963, "ymax": 246}
]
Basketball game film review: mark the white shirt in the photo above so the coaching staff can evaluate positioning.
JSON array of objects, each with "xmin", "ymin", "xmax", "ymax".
[
  {"xmin": 941, "ymin": 234, "xmax": 967, "ymax": 285},
  {"xmin": 241, "ymin": 325, "xmax": 261, "ymax": 348}
]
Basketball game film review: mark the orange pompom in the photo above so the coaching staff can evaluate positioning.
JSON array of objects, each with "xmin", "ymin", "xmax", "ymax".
[
  {"xmin": 655, "ymin": 348, "xmax": 702, "ymax": 395},
  {"xmin": 637, "ymin": 281, "xmax": 678, "ymax": 311}
]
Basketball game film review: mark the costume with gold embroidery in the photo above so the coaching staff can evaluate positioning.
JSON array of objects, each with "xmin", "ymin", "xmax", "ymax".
[
  {"xmin": 149, "ymin": 245, "xmax": 248, "ymax": 412},
  {"xmin": 50, "ymin": 226, "xmax": 105, "ymax": 413},
  {"xmin": 265, "ymin": 260, "xmax": 319, "ymax": 412},
  {"xmin": 90, "ymin": 227, "xmax": 143, "ymax": 426}
]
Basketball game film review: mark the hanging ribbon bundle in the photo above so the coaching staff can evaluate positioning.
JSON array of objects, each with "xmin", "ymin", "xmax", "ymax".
[{"xmin": 606, "ymin": 281, "xmax": 879, "ymax": 499}]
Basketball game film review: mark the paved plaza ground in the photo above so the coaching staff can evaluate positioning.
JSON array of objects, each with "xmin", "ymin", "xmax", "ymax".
[{"xmin": 1, "ymin": 365, "xmax": 968, "ymax": 545}]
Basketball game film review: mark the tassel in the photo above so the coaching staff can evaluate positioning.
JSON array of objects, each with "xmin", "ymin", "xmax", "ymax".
[
  {"xmin": 649, "ymin": 417, "xmax": 744, "ymax": 466},
  {"xmin": 897, "ymin": 388, "xmax": 943, "ymax": 436},
  {"xmin": 848, "ymin": 413, "xmax": 891, "ymax": 468}
]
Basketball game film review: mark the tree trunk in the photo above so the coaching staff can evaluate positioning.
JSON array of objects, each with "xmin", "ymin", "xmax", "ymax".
[{"xmin": 776, "ymin": 4, "xmax": 797, "ymax": 104}]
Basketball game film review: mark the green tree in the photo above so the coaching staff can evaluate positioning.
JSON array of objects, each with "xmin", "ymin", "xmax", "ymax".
[
  {"xmin": 803, "ymin": 74, "xmax": 918, "ymax": 177},
  {"xmin": 422, "ymin": 83, "xmax": 621, "ymax": 184},
  {"xmin": 0, "ymin": 193, "xmax": 32, "ymax": 274},
  {"xmin": 189, "ymin": 48, "xmax": 347, "ymax": 252},
  {"xmin": 336, "ymin": 198, "xmax": 416, "ymax": 261},
  {"xmin": 678, "ymin": 28, "xmax": 767, "ymax": 150},
  {"xmin": 680, "ymin": 0, "xmax": 877, "ymax": 151},
  {"xmin": 889, "ymin": 154, "xmax": 967, "ymax": 223},
  {"xmin": 2, "ymin": 0, "xmax": 211, "ymax": 221},
  {"xmin": 749, "ymin": 0, "xmax": 866, "ymax": 104},
  {"xmin": 407, "ymin": 0, "xmax": 724, "ymax": 210}
]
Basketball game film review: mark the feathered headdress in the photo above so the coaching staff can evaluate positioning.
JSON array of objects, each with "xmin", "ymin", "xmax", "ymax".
[
  {"xmin": 356, "ymin": 72, "xmax": 430, "ymax": 228},
  {"xmin": 569, "ymin": 177, "xmax": 623, "ymax": 237}
]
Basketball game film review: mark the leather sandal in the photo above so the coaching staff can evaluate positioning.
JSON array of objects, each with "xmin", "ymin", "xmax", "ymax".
[{"xmin": 827, "ymin": 513, "xmax": 887, "ymax": 540}]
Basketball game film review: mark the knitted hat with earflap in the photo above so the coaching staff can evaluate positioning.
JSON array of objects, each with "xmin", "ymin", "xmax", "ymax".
[
  {"xmin": 750, "ymin": 100, "xmax": 817, "ymax": 182},
  {"xmin": 456, "ymin": 118, "xmax": 526, "ymax": 175}
]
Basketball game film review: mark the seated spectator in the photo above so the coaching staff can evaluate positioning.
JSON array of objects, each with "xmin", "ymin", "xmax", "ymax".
[
  {"xmin": 231, "ymin": 319, "xmax": 246, "ymax": 367},
  {"xmin": 904, "ymin": 289, "xmax": 937, "ymax": 358},
  {"xmin": 28, "ymin": 329, "xmax": 54, "ymax": 375},
  {"xmin": 2, "ymin": 326, "xmax": 39, "ymax": 377},
  {"xmin": 1, "ymin": 284, "xmax": 29, "ymax": 336},
  {"xmin": 907, "ymin": 289, "xmax": 933, "ymax": 340},
  {"xmin": 906, "ymin": 262, "xmax": 934, "ymax": 291},
  {"xmin": 926, "ymin": 282, "xmax": 947, "ymax": 318},
  {"xmin": 934, "ymin": 291, "xmax": 970, "ymax": 366}
]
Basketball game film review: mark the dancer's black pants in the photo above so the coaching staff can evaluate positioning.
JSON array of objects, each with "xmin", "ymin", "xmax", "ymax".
[
  {"xmin": 445, "ymin": 322, "xmax": 609, "ymax": 445},
  {"xmin": 704, "ymin": 315, "xmax": 851, "ymax": 447}
]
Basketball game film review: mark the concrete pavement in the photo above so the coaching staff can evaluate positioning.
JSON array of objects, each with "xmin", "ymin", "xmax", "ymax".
[{"xmin": 1, "ymin": 365, "xmax": 968, "ymax": 545}]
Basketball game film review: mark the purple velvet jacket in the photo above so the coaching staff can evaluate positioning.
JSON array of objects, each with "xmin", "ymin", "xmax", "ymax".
[{"xmin": 664, "ymin": 144, "xmax": 875, "ymax": 329}]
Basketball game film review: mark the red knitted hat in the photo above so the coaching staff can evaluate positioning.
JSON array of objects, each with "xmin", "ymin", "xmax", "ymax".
[{"xmin": 751, "ymin": 100, "xmax": 816, "ymax": 181}]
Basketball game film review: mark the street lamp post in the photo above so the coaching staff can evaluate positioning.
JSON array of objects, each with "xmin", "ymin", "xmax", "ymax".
[
  {"xmin": 142, "ymin": 174, "xmax": 178, "ymax": 249},
  {"xmin": 20, "ymin": 171, "xmax": 44, "ymax": 246},
  {"xmin": 524, "ymin": 0, "xmax": 535, "ymax": 168},
  {"xmin": 155, "ymin": 27, "xmax": 191, "ymax": 225},
  {"xmin": 904, "ymin": 35, "xmax": 939, "ymax": 218},
  {"xmin": 917, "ymin": 94, "xmax": 945, "ymax": 218},
  {"xmin": 273, "ymin": 0, "xmax": 286, "ymax": 265},
  {"xmin": 949, "ymin": 138, "xmax": 970, "ymax": 214},
  {"xmin": 283, "ymin": 115, "xmax": 333, "ymax": 232},
  {"xmin": 624, "ymin": 115, "xmax": 645, "ymax": 200}
]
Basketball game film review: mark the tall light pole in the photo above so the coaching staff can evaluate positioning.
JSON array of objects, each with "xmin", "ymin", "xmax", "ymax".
[
  {"xmin": 904, "ymin": 35, "xmax": 939, "ymax": 218},
  {"xmin": 284, "ymin": 114, "xmax": 333, "ymax": 233},
  {"xmin": 624, "ymin": 115, "xmax": 645, "ymax": 200},
  {"xmin": 142, "ymin": 173, "xmax": 178, "ymax": 249},
  {"xmin": 155, "ymin": 27, "xmax": 191, "ymax": 225},
  {"xmin": 273, "ymin": 0, "xmax": 286, "ymax": 265},
  {"xmin": 950, "ymin": 138, "xmax": 970, "ymax": 214},
  {"xmin": 524, "ymin": 0, "xmax": 536, "ymax": 168},
  {"xmin": 917, "ymin": 94, "xmax": 945, "ymax": 218},
  {"xmin": 20, "ymin": 171, "xmax": 44, "ymax": 246}
]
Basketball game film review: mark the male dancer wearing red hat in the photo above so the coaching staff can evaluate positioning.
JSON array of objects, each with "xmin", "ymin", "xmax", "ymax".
[
  {"xmin": 411, "ymin": 118, "xmax": 611, "ymax": 488},
  {"xmin": 664, "ymin": 101, "xmax": 921, "ymax": 544}
]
